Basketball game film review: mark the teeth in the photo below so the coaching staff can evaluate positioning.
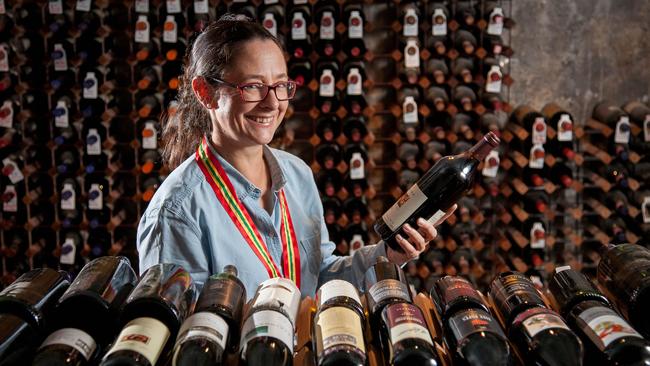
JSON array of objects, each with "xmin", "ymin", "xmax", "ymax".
[{"xmin": 247, "ymin": 116, "xmax": 274, "ymax": 124}]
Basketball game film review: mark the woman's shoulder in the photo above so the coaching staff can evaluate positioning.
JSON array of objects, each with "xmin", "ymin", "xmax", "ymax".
[
  {"xmin": 267, "ymin": 146, "xmax": 313, "ymax": 177},
  {"xmin": 144, "ymin": 154, "xmax": 206, "ymax": 215}
]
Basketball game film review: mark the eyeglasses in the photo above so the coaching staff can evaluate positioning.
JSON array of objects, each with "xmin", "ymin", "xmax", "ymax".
[{"xmin": 205, "ymin": 76, "xmax": 297, "ymax": 102}]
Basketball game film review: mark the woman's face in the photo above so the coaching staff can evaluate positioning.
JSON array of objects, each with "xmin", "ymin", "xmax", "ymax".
[{"xmin": 212, "ymin": 39, "xmax": 289, "ymax": 149}]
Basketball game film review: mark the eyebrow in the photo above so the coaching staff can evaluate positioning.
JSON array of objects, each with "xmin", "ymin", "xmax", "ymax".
[{"xmin": 244, "ymin": 73, "xmax": 289, "ymax": 80}]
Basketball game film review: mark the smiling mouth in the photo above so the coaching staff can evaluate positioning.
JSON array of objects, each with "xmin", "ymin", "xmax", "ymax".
[{"xmin": 246, "ymin": 115, "xmax": 275, "ymax": 125}]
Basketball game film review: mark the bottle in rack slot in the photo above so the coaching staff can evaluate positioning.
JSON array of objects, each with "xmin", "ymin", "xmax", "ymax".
[
  {"xmin": 316, "ymin": 60, "xmax": 340, "ymax": 114},
  {"xmin": 454, "ymin": 29, "xmax": 478, "ymax": 57},
  {"xmin": 85, "ymin": 173, "xmax": 110, "ymax": 229},
  {"xmin": 400, "ymin": 38, "xmax": 421, "ymax": 85},
  {"xmin": 343, "ymin": 61, "xmax": 367, "ymax": 115},
  {"xmin": 541, "ymin": 103, "xmax": 576, "ymax": 161},
  {"xmin": 483, "ymin": 1, "xmax": 506, "ymax": 36},
  {"xmin": 315, "ymin": 2, "xmax": 339, "ymax": 59},
  {"xmin": 592, "ymin": 101, "xmax": 631, "ymax": 145},
  {"xmin": 454, "ymin": 1, "xmax": 478, "ymax": 29},
  {"xmin": 342, "ymin": 4, "xmax": 366, "ymax": 58},
  {"xmin": 287, "ymin": 5, "xmax": 312, "ymax": 59},
  {"xmin": 260, "ymin": 3, "xmax": 285, "ymax": 40}
]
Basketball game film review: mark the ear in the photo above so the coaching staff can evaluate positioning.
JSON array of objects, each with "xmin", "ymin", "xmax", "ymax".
[{"xmin": 191, "ymin": 77, "xmax": 218, "ymax": 109}]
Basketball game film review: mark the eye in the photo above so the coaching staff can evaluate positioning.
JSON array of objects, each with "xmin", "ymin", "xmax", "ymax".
[{"xmin": 242, "ymin": 84, "xmax": 265, "ymax": 91}]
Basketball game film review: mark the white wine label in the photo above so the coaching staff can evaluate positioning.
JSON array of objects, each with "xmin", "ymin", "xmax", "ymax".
[
  {"xmin": 193, "ymin": 0, "xmax": 208, "ymax": 14},
  {"xmin": 614, "ymin": 116, "xmax": 630, "ymax": 144},
  {"xmin": 2, "ymin": 185, "xmax": 16, "ymax": 212},
  {"xmin": 83, "ymin": 72, "xmax": 98, "ymax": 99},
  {"xmin": 105, "ymin": 317, "xmax": 170, "ymax": 366},
  {"xmin": 349, "ymin": 152, "xmax": 365, "ymax": 180},
  {"xmin": 54, "ymin": 100, "xmax": 69, "ymax": 128},
  {"xmin": 431, "ymin": 9, "xmax": 447, "ymax": 36},
  {"xmin": 579, "ymin": 306, "xmax": 642, "ymax": 350},
  {"xmin": 384, "ymin": 303, "xmax": 433, "ymax": 346},
  {"xmin": 368, "ymin": 279, "xmax": 411, "ymax": 305},
  {"xmin": 254, "ymin": 278, "xmax": 301, "ymax": 324},
  {"xmin": 346, "ymin": 68, "xmax": 363, "ymax": 96},
  {"xmin": 404, "ymin": 39, "xmax": 420, "ymax": 69},
  {"xmin": 644, "ymin": 115, "xmax": 650, "ymax": 142},
  {"xmin": 60, "ymin": 237, "xmax": 76, "ymax": 265},
  {"xmin": 426, "ymin": 209, "xmax": 446, "ymax": 226},
  {"xmin": 521, "ymin": 310, "xmax": 570, "ymax": 337},
  {"xmin": 482, "ymin": 150, "xmax": 500, "ymax": 178},
  {"xmin": 240, "ymin": 310, "xmax": 294, "ymax": 356},
  {"xmin": 403, "ymin": 8, "xmax": 419, "ymax": 37},
  {"xmin": 531, "ymin": 117, "xmax": 547, "ymax": 144},
  {"xmin": 0, "ymin": 43, "xmax": 9, "ymax": 72},
  {"xmin": 485, "ymin": 65, "xmax": 502, "ymax": 93},
  {"xmin": 176, "ymin": 312, "xmax": 229, "ymax": 351},
  {"xmin": 0, "ymin": 100, "xmax": 13, "ymax": 128},
  {"xmin": 53, "ymin": 44, "xmax": 68, "ymax": 71},
  {"xmin": 135, "ymin": 0, "xmax": 149, "ymax": 13},
  {"xmin": 320, "ymin": 11, "xmax": 335, "ymax": 40},
  {"xmin": 316, "ymin": 307, "xmax": 365, "ymax": 353},
  {"xmin": 291, "ymin": 13, "xmax": 307, "ymax": 40},
  {"xmin": 487, "ymin": 7, "xmax": 505, "ymax": 35},
  {"xmin": 529, "ymin": 144, "xmax": 545, "ymax": 169},
  {"xmin": 135, "ymin": 16, "xmax": 150, "ymax": 44},
  {"xmin": 530, "ymin": 222, "xmax": 545, "ymax": 249},
  {"xmin": 263, "ymin": 13, "xmax": 277, "ymax": 37},
  {"xmin": 86, "ymin": 128, "xmax": 101, "ymax": 155},
  {"xmin": 76, "ymin": 0, "xmax": 91, "ymax": 12},
  {"xmin": 61, "ymin": 183, "xmax": 76, "ymax": 210},
  {"xmin": 88, "ymin": 183, "xmax": 103, "ymax": 210},
  {"xmin": 642, "ymin": 197, "xmax": 650, "ymax": 224},
  {"xmin": 318, "ymin": 279, "xmax": 361, "ymax": 306},
  {"xmin": 402, "ymin": 96, "xmax": 418, "ymax": 124},
  {"xmin": 2, "ymin": 158, "xmax": 24, "ymax": 184},
  {"xmin": 142, "ymin": 122, "xmax": 158, "ymax": 149},
  {"xmin": 557, "ymin": 114, "xmax": 573, "ymax": 141},
  {"xmin": 166, "ymin": 0, "xmax": 181, "ymax": 13},
  {"xmin": 348, "ymin": 11, "xmax": 363, "ymax": 39},
  {"xmin": 382, "ymin": 183, "xmax": 427, "ymax": 231},
  {"xmin": 40, "ymin": 328, "xmax": 97, "ymax": 361},
  {"xmin": 319, "ymin": 69, "xmax": 335, "ymax": 97},
  {"xmin": 163, "ymin": 16, "xmax": 178, "ymax": 43}
]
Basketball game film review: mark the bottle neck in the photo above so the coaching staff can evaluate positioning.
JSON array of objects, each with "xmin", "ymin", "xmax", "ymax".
[{"xmin": 468, "ymin": 133, "xmax": 499, "ymax": 160}]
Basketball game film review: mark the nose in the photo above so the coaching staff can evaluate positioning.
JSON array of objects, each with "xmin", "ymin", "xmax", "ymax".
[{"xmin": 258, "ymin": 87, "xmax": 281, "ymax": 109}]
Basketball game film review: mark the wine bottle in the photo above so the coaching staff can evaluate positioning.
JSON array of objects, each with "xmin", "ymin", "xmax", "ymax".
[
  {"xmin": 32, "ymin": 257, "xmax": 138, "ymax": 366},
  {"xmin": 550, "ymin": 266, "xmax": 650, "ymax": 365},
  {"xmin": 490, "ymin": 271, "xmax": 583, "ymax": 365},
  {"xmin": 0, "ymin": 313, "xmax": 37, "ymax": 364},
  {"xmin": 239, "ymin": 277, "xmax": 301, "ymax": 366},
  {"xmin": 375, "ymin": 132, "xmax": 500, "ymax": 252},
  {"xmin": 172, "ymin": 265, "xmax": 246, "ymax": 366},
  {"xmin": 100, "ymin": 263, "xmax": 196, "ymax": 366},
  {"xmin": 313, "ymin": 279, "xmax": 366, "ymax": 366},
  {"xmin": 364, "ymin": 257, "xmax": 412, "ymax": 317}
]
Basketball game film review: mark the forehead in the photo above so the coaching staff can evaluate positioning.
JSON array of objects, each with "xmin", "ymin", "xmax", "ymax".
[{"xmin": 226, "ymin": 39, "xmax": 287, "ymax": 77}]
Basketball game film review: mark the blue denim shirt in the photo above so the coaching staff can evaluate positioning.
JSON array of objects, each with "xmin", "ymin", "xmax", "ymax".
[{"xmin": 137, "ymin": 143, "xmax": 387, "ymax": 300}]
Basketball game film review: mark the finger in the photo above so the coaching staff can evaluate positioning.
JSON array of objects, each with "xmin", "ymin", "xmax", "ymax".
[
  {"xmin": 433, "ymin": 204, "xmax": 458, "ymax": 226},
  {"xmin": 416, "ymin": 218, "xmax": 438, "ymax": 241},
  {"xmin": 396, "ymin": 234, "xmax": 419, "ymax": 259},
  {"xmin": 403, "ymin": 224, "xmax": 426, "ymax": 252}
]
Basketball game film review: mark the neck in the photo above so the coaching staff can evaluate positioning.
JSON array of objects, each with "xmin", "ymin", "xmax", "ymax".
[{"xmin": 209, "ymin": 135, "xmax": 270, "ymax": 191}]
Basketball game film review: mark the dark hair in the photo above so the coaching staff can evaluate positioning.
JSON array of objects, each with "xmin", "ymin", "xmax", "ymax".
[{"xmin": 161, "ymin": 14, "xmax": 283, "ymax": 169}]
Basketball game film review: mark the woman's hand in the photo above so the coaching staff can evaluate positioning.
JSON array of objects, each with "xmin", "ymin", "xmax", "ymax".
[{"xmin": 386, "ymin": 204, "xmax": 458, "ymax": 266}]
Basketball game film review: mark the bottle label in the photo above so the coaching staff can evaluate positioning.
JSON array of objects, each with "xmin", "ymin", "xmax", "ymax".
[
  {"xmin": 403, "ymin": 8, "xmax": 419, "ymax": 37},
  {"xmin": 0, "ymin": 100, "xmax": 13, "ymax": 128},
  {"xmin": 319, "ymin": 69, "xmax": 335, "ymax": 97},
  {"xmin": 264, "ymin": 0, "xmax": 278, "ymax": 4},
  {"xmin": 2, "ymin": 158, "xmax": 24, "ymax": 184},
  {"xmin": 518, "ymin": 308, "xmax": 570, "ymax": 337},
  {"xmin": 76, "ymin": 0, "xmax": 91, "ymax": 12},
  {"xmin": 143, "ymin": 122, "xmax": 158, "ymax": 149},
  {"xmin": 643, "ymin": 197, "xmax": 650, "ymax": 224},
  {"xmin": 240, "ymin": 310, "xmax": 294, "ymax": 356},
  {"xmin": 291, "ymin": 13, "xmax": 307, "ymax": 40},
  {"xmin": 194, "ymin": 0, "xmax": 208, "ymax": 14},
  {"xmin": 318, "ymin": 279, "xmax": 361, "ymax": 305},
  {"xmin": 368, "ymin": 279, "xmax": 411, "ymax": 305},
  {"xmin": 0, "ymin": 44, "xmax": 9, "ymax": 72},
  {"xmin": 530, "ymin": 222, "xmax": 545, "ymax": 249},
  {"xmin": 61, "ymin": 183, "xmax": 76, "ymax": 210},
  {"xmin": 482, "ymin": 150, "xmax": 500, "ymax": 178},
  {"xmin": 40, "ymin": 328, "xmax": 97, "ymax": 361},
  {"xmin": 53, "ymin": 44, "xmax": 68, "ymax": 71},
  {"xmin": 485, "ymin": 65, "xmax": 502, "ymax": 93},
  {"xmin": 316, "ymin": 307, "xmax": 365, "ymax": 353},
  {"xmin": 487, "ymin": 7, "xmax": 504, "ymax": 35},
  {"xmin": 253, "ymin": 278, "xmax": 300, "ymax": 325},
  {"xmin": 350, "ymin": 152, "xmax": 365, "ymax": 180},
  {"xmin": 2, "ymin": 185, "xmax": 17, "ymax": 212},
  {"xmin": 320, "ymin": 11, "xmax": 335, "ymax": 40},
  {"xmin": 557, "ymin": 114, "xmax": 573, "ymax": 141},
  {"xmin": 432, "ymin": 9, "xmax": 447, "ymax": 36},
  {"xmin": 294, "ymin": 0, "xmax": 308, "ymax": 4},
  {"xmin": 163, "ymin": 16, "xmax": 178, "ymax": 43},
  {"xmin": 135, "ymin": 16, "xmax": 150, "ymax": 44},
  {"xmin": 54, "ymin": 100, "xmax": 69, "ymax": 128},
  {"xmin": 135, "ymin": 0, "xmax": 149, "ymax": 13},
  {"xmin": 166, "ymin": 0, "xmax": 181, "ymax": 13},
  {"xmin": 105, "ymin": 317, "xmax": 170, "ymax": 366},
  {"xmin": 528, "ymin": 144, "xmax": 545, "ymax": 169},
  {"xmin": 88, "ymin": 183, "xmax": 103, "ymax": 210},
  {"xmin": 404, "ymin": 39, "xmax": 420, "ymax": 69},
  {"xmin": 402, "ymin": 96, "xmax": 418, "ymax": 124},
  {"xmin": 263, "ymin": 13, "xmax": 277, "ymax": 37},
  {"xmin": 346, "ymin": 68, "xmax": 363, "ymax": 96},
  {"xmin": 578, "ymin": 306, "xmax": 642, "ymax": 351},
  {"xmin": 384, "ymin": 303, "xmax": 433, "ymax": 346},
  {"xmin": 83, "ymin": 72, "xmax": 98, "ymax": 99},
  {"xmin": 382, "ymin": 183, "xmax": 427, "ymax": 231},
  {"xmin": 348, "ymin": 11, "xmax": 363, "ymax": 39},
  {"xmin": 440, "ymin": 277, "xmax": 480, "ymax": 306},
  {"xmin": 449, "ymin": 309, "xmax": 506, "ymax": 341},
  {"xmin": 176, "ymin": 312, "xmax": 229, "ymax": 351},
  {"xmin": 426, "ymin": 209, "xmax": 446, "ymax": 226},
  {"xmin": 86, "ymin": 128, "xmax": 101, "ymax": 155},
  {"xmin": 60, "ymin": 237, "xmax": 76, "ymax": 265},
  {"xmin": 614, "ymin": 116, "xmax": 630, "ymax": 144},
  {"xmin": 531, "ymin": 117, "xmax": 547, "ymax": 144}
]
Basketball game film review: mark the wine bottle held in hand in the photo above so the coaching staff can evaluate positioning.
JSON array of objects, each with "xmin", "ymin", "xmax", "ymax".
[{"xmin": 375, "ymin": 132, "xmax": 500, "ymax": 252}]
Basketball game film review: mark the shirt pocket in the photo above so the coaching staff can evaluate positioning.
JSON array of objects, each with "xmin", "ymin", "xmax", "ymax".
[{"xmin": 298, "ymin": 233, "xmax": 321, "ymax": 295}]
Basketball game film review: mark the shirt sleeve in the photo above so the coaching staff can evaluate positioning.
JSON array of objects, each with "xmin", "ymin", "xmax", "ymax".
[{"xmin": 137, "ymin": 207, "xmax": 211, "ymax": 289}]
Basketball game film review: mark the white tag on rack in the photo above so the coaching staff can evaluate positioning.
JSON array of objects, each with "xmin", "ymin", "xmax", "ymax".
[
  {"xmin": 349, "ymin": 234, "xmax": 364, "ymax": 256},
  {"xmin": 61, "ymin": 183, "xmax": 76, "ymax": 210},
  {"xmin": 346, "ymin": 68, "xmax": 362, "ymax": 96},
  {"xmin": 402, "ymin": 96, "xmax": 418, "ymax": 124},
  {"xmin": 135, "ymin": 15, "xmax": 150, "ymax": 44},
  {"xmin": 49, "ymin": 0, "xmax": 64, "ymax": 14},
  {"xmin": 166, "ymin": 0, "xmax": 181, "ymax": 13},
  {"xmin": 530, "ymin": 222, "xmax": 546, "ymax": 249},
  {"xmin": 0, "ymin": 1, "xmax": 5, "ymax": 14},
  {"xmin": 485, "ymin": 65, "xmax": 502, "ymax": 93},
  {"xmin": 404, "ymin": 39, "xmax": 420, "ymax": 68},
  {"xmin": 614, "ymin": 116, "xmax": 630, "ymax": 144},
  {"xmin": 2, "ymin": 185, "xmax": 17, "ymax": 212},
  {"xmin": 642, "ymin": 197, "xmax": 650, "ymax": 224},
  {"xmin": 529, "ymin": 144, "xmax": 545, "ymax": 169},
  {"xmin": 349, "ymin": 152, "xmax": 365, "ymax": 180},
  {"xmin": 291, "ymin": 12, "xmax": 307, "ymax": 40},
  {"xmin": 403, "ymin": 8, "xmax": 419, "ymax": 37},
  {"xmin": 432, "ymin": 9, "xmax": 447, "ymax": 36},
  {"xmin": 163, "ymin": 16, "xmax": 178, "ymax": 43},
  {"xmin": 320, "ymin": 11, "xmax": 335, "ymax": 40},
  {"xmin": 0, "ymin": 100, "xmax": 13, "ymax": 128},
  {"xmin": 193, "ymin": 0, "xmax": 208, "ymax": 14},
  {"xmin": 531, "ymin": 117, "xmax": 547, "ymax": 145},
  {"xmin": 557, "ymin": 114, "xmax": 573, "ymax": 141},
  {"xmin": 135, "ymin": 0, "xmax": 149, "ymax": 13},
  {"xmin": 319, "ymin": 69, "xmax": 335, "ymax": 97},
  {"xmin": 263, "ymin": 13, "xmax": 277, "ymax": 37},
  {"xmin": 54, "ymin": 100, "xmax": 69, "ymax": 128},
  {"xmin": 88, "ymin": 183, "xmax": 103, "ymax": 210},
  {"xmin": 53, "ymin": 43, "xmax": 68, "ymax": 71},
  {"xmin": 86, "ymin": 128, "xmax": 101, "ymax": 156},
  {"xmin": 2, "ymin": 158, "xmax": 24, "ymax": 184},
  {"xmin": 0, "ymin": 43, "xmax": 9, "ymax": 72},
  {"xmin": 482, "ymin": 150, "xmax": 500, "ymax": 178},
  {"xmin": 82, "ymin": 72, "xmax": 98, "ymax": 99},
  {"xmin": 76, "ymin": 0, "xmax": 91, "ymax": 12},
  {"xmin": 60, "ymin": 238, "xmax": 76, "ymax": 265},
  {"xmin": 348, "ymin": 11, "xmax": 363, "ymax": 39},
  {"xmin": 142, "ymin": 122, "xmax": 158, "ymax": 149},
  {"xmin": 487, "ymin": 7, "xmax": 505, "ymax": 35}
]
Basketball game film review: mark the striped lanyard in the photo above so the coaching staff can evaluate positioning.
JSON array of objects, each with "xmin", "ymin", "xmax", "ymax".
[{"xmin": 195, "ymin": 137, "xmax": 300, "ymax": 287}]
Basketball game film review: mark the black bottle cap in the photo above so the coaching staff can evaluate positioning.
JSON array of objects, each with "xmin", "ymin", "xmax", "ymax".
[{"xmin": 549, "ymin": 267, "xmax": 610, "ymax": 317}]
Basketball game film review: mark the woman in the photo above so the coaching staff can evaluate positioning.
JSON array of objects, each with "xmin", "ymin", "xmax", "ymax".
[{"xmin": 137, "ymin": 16, "xmax": 456, "ymax": 299}]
